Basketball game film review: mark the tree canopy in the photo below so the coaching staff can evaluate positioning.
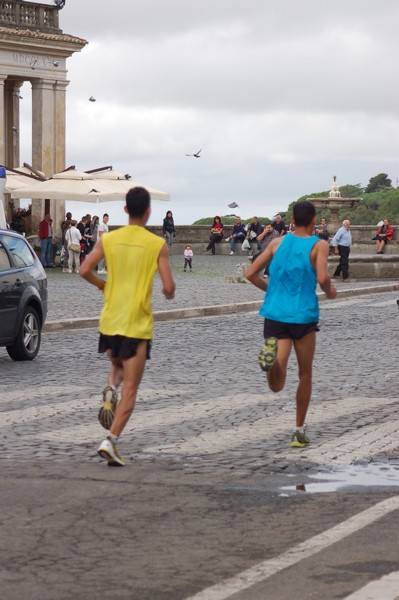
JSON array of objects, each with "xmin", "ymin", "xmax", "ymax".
[
  {"xmin": 364, "ymin": 173, "xmax": 392, "ymax": 194},
  {"xmin": 193, "ymin": 174, "xmax": 399, "ymax": 225}
]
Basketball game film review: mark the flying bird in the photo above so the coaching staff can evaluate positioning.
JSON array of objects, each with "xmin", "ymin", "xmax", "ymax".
[
  {"xmin": 185, "ymin": 149, "xmax": 202, "ymax": 158},
  {"xmin": 53, "ymin": 60, "xmax": 60, "ymax": 67},
  {"xmin": 12, "ymin": 91, "xmax": 23, "ymax": 99},
  {"xmin": 89, "ymin": 96, "xmax": 96, "ymax": 102},
  {"xmin": 30, "ymin": 59, "xmax": 37, "ymax": 70},
  {"xmin": 228, "ymin": 202, "xmax": 239, "ymax": 209}
]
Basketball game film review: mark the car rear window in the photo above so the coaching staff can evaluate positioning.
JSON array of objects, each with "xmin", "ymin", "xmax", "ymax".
[{"xmin": 1, "ymin": 235, "xmax": 35, "ymax": 268}]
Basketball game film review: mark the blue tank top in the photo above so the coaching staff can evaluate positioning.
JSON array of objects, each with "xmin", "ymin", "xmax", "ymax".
[{"xmin": 260, "ymin": 234, "xmax": 320, "ymax": 324}]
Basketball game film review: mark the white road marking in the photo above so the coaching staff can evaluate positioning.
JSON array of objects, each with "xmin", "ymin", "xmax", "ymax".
[
  {"xmin": 183, "ymin": 496, "xmax": 399, "ymax": 600},
  {"xmin": 343, "ymin": 570, "xmax": 399, "ymax": 599}
]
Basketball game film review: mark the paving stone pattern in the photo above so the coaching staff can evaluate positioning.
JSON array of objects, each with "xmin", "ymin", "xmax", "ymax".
[
  {"xmin": 1, "ymin": 289, "xmax": 398, "ymax": 477},
  {"xmin": 44, "ymin": 254, "xmax": 394, "ymax": 322}
]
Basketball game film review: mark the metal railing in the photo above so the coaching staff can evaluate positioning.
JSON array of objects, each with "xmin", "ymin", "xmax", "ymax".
[{"xmin": 0, "ymin": 1, "xmax": 61, "ymax": 33}]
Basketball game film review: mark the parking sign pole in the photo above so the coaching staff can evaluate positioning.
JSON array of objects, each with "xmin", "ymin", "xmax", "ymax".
[{"xmin": 0, "ymin": 166, "xmax": 6, "ymax": 228}]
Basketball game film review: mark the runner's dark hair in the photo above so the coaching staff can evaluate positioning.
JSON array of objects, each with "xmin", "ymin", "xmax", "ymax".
[
  {"xmin": 293, "ymin": 200, "xmax": 316, "ymax": 227},
  {"xmin": 126, "ymin": 186, "xmax": 150, "ymax": 217}
]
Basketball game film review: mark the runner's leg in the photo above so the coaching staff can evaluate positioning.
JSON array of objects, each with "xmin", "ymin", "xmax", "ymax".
[
  {"xmin": 109, "ymin": 341, "xmax": 148, "ymax": 438},
  {"xmin": 267, "ymin": 338, "xmax": 292, "ymax": 392},
  {"xmin": 292, "ymin": 331, "xmax": 316, "ymax": 427},
  {"xmin": 106, "ymin": 351, "xmax": 124, "ymax": 388}
]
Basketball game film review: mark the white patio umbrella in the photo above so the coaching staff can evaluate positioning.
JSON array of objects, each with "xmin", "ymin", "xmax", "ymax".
[
  {"xmin": 10, "ymin": 169, "xmax": 102, "ymax": 201},
  {"xmin": 90, "ymin": 169, "xmax": 170, "ymax": 202},
  {"xmin": 11, "ymin": 168, "xmax": 170, "ymax": 202},
  {"xmin": 4, "ymin": 167, "xmax": 44, "ymax": 192}
]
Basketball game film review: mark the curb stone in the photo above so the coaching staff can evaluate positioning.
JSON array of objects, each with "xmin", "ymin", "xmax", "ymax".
[{"xmin": 43, "ymin": 282, "xmax": 399, "ymax": 333}]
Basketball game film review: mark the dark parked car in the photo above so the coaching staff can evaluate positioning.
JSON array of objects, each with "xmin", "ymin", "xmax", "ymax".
[{"xmin": 0, "ymin": 229, "xmax": 48, "ymax": 360}]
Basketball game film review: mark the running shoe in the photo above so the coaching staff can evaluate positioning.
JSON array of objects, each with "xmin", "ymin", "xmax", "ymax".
[
  {"xmin": 258, "ymin": 337, "xmax": 278, "ymax": 371},
  {"xmin": 97, "ymin": 438, "xmax": 125, "ymax": 466},
  {"xmin": 98, "ymin": 386, "xmax": 118, "ymax": 430},
  {"xmin": 290, "ymin": 430, "xmax": 310, "ymax": 448}
]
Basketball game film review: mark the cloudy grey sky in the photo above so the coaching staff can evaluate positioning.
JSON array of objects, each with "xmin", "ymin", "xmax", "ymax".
[{"xmin": 20, "ymin": 0, "xmax": 399, "ymax": 224}]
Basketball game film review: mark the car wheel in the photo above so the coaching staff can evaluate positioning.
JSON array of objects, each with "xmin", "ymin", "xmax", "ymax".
[{"xmin": 6, "ymin": 306, "xmax": 42, "ymax": 361}]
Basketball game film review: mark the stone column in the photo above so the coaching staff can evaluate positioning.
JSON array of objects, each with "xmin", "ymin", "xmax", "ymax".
[
  {"xmin": 31, "ymin": 78, "xmax": 68, "ymax": 238},
  {"xmin": 0, "ymin": 76, "xmax": 6, "ymax": 166},
  {"xmin": 31, "ymin": 78, "xmax": 55, "ymax": 232},
  {"xmin": 52, "ymin": 80, "xmax": 68, "ymax": 233}
]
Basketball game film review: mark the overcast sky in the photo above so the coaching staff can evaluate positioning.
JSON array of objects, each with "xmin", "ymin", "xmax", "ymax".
[{"xmin": 20, "ymin": 0, "xmax": 399, "ymax": 225}]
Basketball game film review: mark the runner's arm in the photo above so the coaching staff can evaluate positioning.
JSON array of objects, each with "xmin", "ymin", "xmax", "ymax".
[
  {"xmin": 245, "ymin": 238, "xmax": 281, "ymax": 292},
  {"xmin": 314, "ymin": 240, "xmax": 336, "ymax": 299},
  {"xmin": 158, "ymin": 243, "xmax": 175, "ymax": 299}
]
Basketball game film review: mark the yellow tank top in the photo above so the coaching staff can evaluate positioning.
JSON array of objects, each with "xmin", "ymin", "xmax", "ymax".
[{"xmin": 99, "ymin": 225, "xmax": 165, "ymax": 338}]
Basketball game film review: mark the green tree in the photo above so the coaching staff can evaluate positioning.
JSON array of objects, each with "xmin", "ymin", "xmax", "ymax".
[{"xmin": 364, "ymin": 173, "xmax": 392, "ymax": 194}]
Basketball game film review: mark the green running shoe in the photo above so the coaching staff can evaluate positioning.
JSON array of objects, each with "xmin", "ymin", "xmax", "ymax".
[
  {"xmin": 258, "ymin": 337, "xmax": 278, "ymax": 371},
  {"xmin": 290, "ymin": 430, "xmax": 310, "ymax": 448}
]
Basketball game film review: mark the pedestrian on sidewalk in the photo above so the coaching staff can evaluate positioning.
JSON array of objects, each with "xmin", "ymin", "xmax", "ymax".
[
  {"xmin": 80, "ymin": 187, "xmax": 175, "ymax": 466},
  {"xmin": 65, "ymin": 220, "xmax": 82, "ymax": 273},
  {"xmin": 183, "ymin": 243, "xmax": 193, "ymax": 271},
  {"xmin": 97, "ymin": 213, "xmax": 109, "ymax": 274},
  {"xmin": 162, "ymin": 210, "xmax": 176, "ymax": 249},
  {"xmin": 331, "ymin": 219, "xmax": 352, "ymax": 281},
  {"xmin": 246, "ymin": 200, "xmax": 336, "ymax": 448}
]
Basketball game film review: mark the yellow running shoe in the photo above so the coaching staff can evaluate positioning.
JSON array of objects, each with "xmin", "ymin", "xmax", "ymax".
[
  {"xmin": 97, "ymin": 438, "xmax": 125, "ymax": 466},
  {"xmin": 258, "ymin": 337, "xmax": 278, "ymax": 371},
  {"xmin": 98, "ymin": 386, "xmax": 118, "ymax": 430}
]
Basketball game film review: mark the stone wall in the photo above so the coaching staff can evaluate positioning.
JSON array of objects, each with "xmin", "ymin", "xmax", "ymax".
[{"xmin": 144, "ymin": 224, "xmax": 399, "ymax": 256}]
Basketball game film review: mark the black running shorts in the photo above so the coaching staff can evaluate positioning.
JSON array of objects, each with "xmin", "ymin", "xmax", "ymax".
[
  {"xmin": 98, "ymin": 334, "xmax": 151, "ymax": 360},
  {"xmin": 263, "ymin": 319, "xmax": 319, "ymax": 340}
]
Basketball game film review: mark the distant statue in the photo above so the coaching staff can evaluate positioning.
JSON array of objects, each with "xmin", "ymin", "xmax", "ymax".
[{"xmin": 329, "ymin": 175, "xmax": 341, "ymax": 199}]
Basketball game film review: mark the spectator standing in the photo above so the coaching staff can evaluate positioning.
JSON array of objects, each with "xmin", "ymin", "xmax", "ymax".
[
  {"xmin": 90, "ymin": 215, "xmax": 100, "ymax": 249},
  {"xmin": 61, "ymin": 212, "xmax": 72, "ymax": 272},
  {"xmin": 205, "ymin": 216, "xmax": 224, "ymax": 255},
  {"xmin": 331, "ymin": 219, "xmax": 352, "ymax": 282},
  {"xmin": 315, "ymin": 217, "xmax": 329, "ymax": 241},
  {"xmin": 184, "ymin": 243, "xmax": 193, "ymax": 272},
  {"xmin": 61, "ymin": 219, "xmax": 72, "ymax": 272},
  {"xmin": 97, "ymin": 213, "xmax": 109, "ymax": 274},
  {"xmin": 162, "ymin": 211, "xmax": 176, "ymax": 249},
  {"xmin": 374, "ymin": 219, "xmax": 394, "ymax": 254},
  {"xmin": 272, "ymin": 214, "xmax": 287, "ymax": 236},
  {"xmin": 65, "ymin": 220, "xmax": 82, "ymax": 273},
  {"xmin": 38, "ymin": 214, "xmax": 54, "ymax": 267},
  {"xmin": 229, "ymin": 216, "xmax": 247, "ymax": 255}
]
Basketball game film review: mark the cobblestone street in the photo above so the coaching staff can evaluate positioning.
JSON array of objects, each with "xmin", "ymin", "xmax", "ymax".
[{"xmin": 1, "ymin": 258, "xmax": 399, "ymax": 600}]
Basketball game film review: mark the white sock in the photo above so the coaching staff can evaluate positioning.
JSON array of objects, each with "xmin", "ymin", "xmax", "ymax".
[{"xmin": 107, "ymin": 431, "xmax": 118, "ymax": 443}]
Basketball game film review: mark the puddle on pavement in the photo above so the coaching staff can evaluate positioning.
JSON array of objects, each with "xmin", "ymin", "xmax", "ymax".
[{"xmin": 280, "ymin": 463, "xmax": 399, "ymax": 495}]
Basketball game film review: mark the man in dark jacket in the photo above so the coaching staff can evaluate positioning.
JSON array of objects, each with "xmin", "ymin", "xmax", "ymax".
[{"xmin": 229, "ymin": 216, "xmax": 247, "ymax": 255}]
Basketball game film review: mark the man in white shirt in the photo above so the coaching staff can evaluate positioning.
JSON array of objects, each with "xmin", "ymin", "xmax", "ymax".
[{"xmin": 97, "ymin": 213, "xmax": 109, "ymax": 274}]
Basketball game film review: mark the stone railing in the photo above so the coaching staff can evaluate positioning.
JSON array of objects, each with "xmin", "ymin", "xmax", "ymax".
[{"xmin": 0, "ymin": 0, "xmax": 61, "ymax": 32}]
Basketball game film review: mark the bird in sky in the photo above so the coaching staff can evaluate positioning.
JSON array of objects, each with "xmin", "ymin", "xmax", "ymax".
[
  {"xmin": 185, "ymin": 149, "xmax": 202, "ymax": 158},
  {"xmin": 89, "ymin": 96, "xmax": 96, "ymax": 102},
  {"xmin": 228, "ymin": 202, "xmax": 239, "ymax": 209}
]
